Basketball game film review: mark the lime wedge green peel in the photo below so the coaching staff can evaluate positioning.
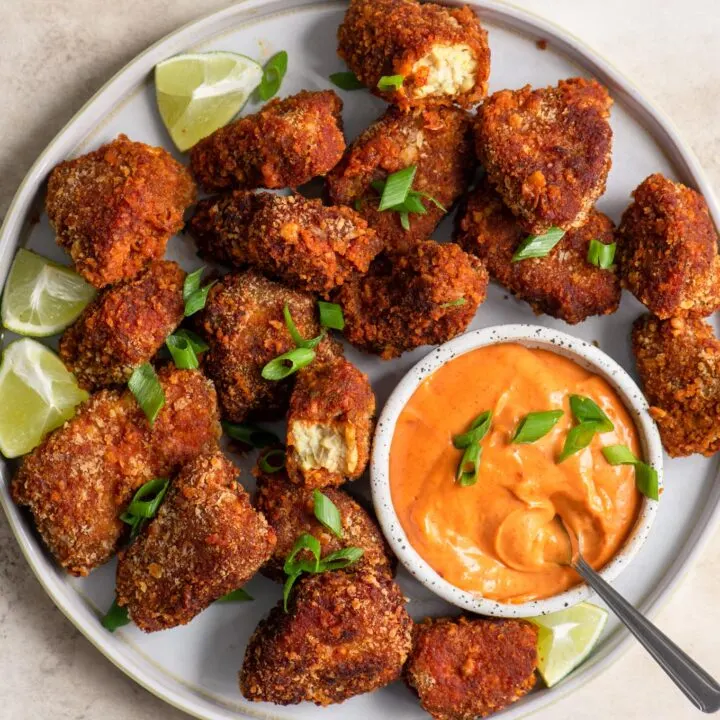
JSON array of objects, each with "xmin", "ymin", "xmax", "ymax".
[
  {"xmin": 0, "ymin": 339, "xmax": 88, "ymax": 457},
  {"xmin": 529, "ymin": 601, "xmax": 609, "ymax": 687},
  {"xmin": 155, "ymin": 52, "xmax": 263, "ymax": 151},
  {"xmin": 1, "ymin": 249, "xmax": 95, "ymax": 337}
]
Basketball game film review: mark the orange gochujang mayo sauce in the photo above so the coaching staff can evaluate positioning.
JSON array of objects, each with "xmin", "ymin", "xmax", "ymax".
[{"xmin": 390, "ymin": 343, "xmax": 642, "ymax": 604}]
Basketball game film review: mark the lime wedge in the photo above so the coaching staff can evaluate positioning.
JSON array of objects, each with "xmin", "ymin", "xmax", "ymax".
[
  {"xmin": 155, "ymin": 51, "xmax": 263, "ymax": 152},
  {"xmin": 1, "ymin": 249, "xmax": 96, "ymax": 337},
  {"xmin": 529, "ymin": 601, "xmax": 609, "ymax": 687},
  {"xmin": 0, "ymin": 338, "xmax": 88, "ymax": 457}
]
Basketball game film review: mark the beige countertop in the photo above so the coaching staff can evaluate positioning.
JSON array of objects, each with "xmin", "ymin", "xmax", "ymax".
[{"xmin": 1, "ymin": 0, "xmax": 719, "ymax": 718}]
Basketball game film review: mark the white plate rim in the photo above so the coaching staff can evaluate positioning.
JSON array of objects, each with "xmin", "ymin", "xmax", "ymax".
[{"xmin": 0, "ymin": 1, "xmax": 719, "ymax": 718}]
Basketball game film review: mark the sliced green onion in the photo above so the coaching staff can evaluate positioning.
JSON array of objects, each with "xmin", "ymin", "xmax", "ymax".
[
  {"xmin": 569, "ymin": 395, "xmax": 614, "ymax": 432},
  {"xmin": 601, "ymin": 445, "xmax": 637, "ymax": 465},
  {"xmin": 183, "ymin": 266, "xmax": 216, "ymax": 317},
  {"xmin": 283, "ymin": 570, "xmax": 302, "ymax": 611},
  {"xmin": 393, "ymin": 193, "xmax": 427, "ymax": 215},
  {"xmin": 440, "ymin": 298, "xmax": 467, "ymax": 309},
  {"xmin": 453, "ymin": 410, "xmax": 492, "ymax": 449},
  {"xmin": 262, "ymin": 347, "xmax": 316, "ymax": 380},
  {"xmin": 415, "ymin": 190, "xmax": 448, "ymax": 213},
  {"xmin": 318, "ymin": 301, "xmax": 345, "ymax": 330},
  {"xmin": 602, "ymin": 445, "xmax": 660, "ymax": 500},
  {"xmin": 329, "ymin": 71, "xmax": 365, "ymax": 90},
  {"xmin": 313, "ymin": 490, "xmax": 343, "ymax": 539},
  {"xmin": 398, "ymin": 212, "xmax": 410, "ymax": 231},
  {"xmin": 166, "ymin": 333, "xmax": 199, "ymax": 369},
  {"xmin": 511, "ymin": 410, "xmax": 564, "ymax": 444},
  {"xmin": 284, "ymin": 533, "xmax": 322, "ymax": 575},
  {"xmin": 184, "ymin": 267, "xmax": 204, "ymax": 300},
  {"xmin": 101, "ymin": 599, "xmax": 130, "ymax": 632},
  {"xmin": 456, "ymin": 442, "xmax": 482, "ymax": 486},
  {"xmin": 128, "ymin": 363, "xmax": 165, "ymax": 425},
  {"xmin": 511, "ymin": 226, "xmax": 566, "ymax": 262},
  {"xmin": 320, "ymin": 546, "xmax": 364, "ymax": 570},
  {"xmin": 173, "ymin": 328, "xmax": 209, "ymax": 354},
  {"xmin": 259, "ymin": 448, "xmax": 286, "ymax": 473},
  {"xmin": 283, "ymin": 302, "xmax": 324, "ymax": 349},
  {"xmin": 222, "ymin": 421, "xmax": 279, "ymax": 448},
  {"xmin": 258, "ymin": 50, "xmax": 288, "ymax": 101},
  {"xmin": 557, "ymin": 422, "xmax": 599, "ymax": 463},
  {"xmin": 377, "ymin": 74, "xmax": 404, "ymax": 91},
  {"xmin": 217, "ymin": 588, "xmax": 253, "ymax": 603},
  {"xmin": 587, "ymin": 239, "xmax": 617, "ymax": 269},
  {"xmin": 378, "ymin": 166, "xmax": 417, "ymax": 211},
  {"xmin": 125, "ymin": 478, "xmax": 169, "ymax": 519}
]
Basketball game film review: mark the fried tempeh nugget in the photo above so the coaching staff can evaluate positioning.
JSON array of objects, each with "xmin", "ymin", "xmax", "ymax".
[
  {"xmin": 338, "ymin": 0, "xmax": 490, "ymax": 110},
  {"xmin": 197, "ymin": 270, "xmax": 319, "ymax": 422},
  {"xmin": 475, "ymin": 78, "xmax": 613, "ymax": 234},
  {"xmin": 11, "ymin": 367, "xmax": 221, "ymax": 576},
  {"xmin": 327, "ymin": 105, "xmax": 475, "ymax": 254},
  {"xmin": 58, "ymin": 260, "xmax": 185, "ymax": 390},
  {"xmin": 619, "ymin": 174, "xmax": 720, "ymax": 319},
  {"xmin": 405, "ymin": 616, "xmax": 538, "ymax": 720},
  {"xmin": 115, "ymin": 447, "xmax": 275, "ymax": 632},
  {"xmin": 254, "ymin": 464, "xmax": 393, "ymax": 581},
  {"xmin": 189, "ymin": 191, "xmax": 383, "ymax": 294},
  {"xmin": 240, "ymin": 570, "xmax": 413, "ymax": 705},
  {"xmin": 334, "ymin": 240, "xmax": 488, "ymax": 359},
  {"xmin": 46, "ymin": 134, "xmax": 196, "ymax": 288},
  {"xmin": 632, "ymin": 314, "xmax": 720, "ymax": 457},
  {"xmin": 190, "ymin": 90, "xmax": 345, "ymax": 193},
  {"xmin": 286, "ymin": 353, "xmax": 375, "ymax": 487},
  {"xmin": 455, "ymin": 179, "xmax": 620, "ymax": 324}
]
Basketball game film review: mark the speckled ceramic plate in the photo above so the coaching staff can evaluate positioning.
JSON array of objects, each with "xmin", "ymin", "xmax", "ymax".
[{"xmin": 1, "ymin": 1, "xmax": 719, "ymax": 719}]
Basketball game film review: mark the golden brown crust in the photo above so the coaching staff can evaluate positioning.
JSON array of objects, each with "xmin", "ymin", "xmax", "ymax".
[
  {"xmin": 11, "ymin": 367, "xmax": 221, "ymax": 576},
  {"xmin": 404, "ymin": 616, "xmax": 538, "ymax": 720},
  {"xmin": 619, "ymin": 173, "xmax": 720, "ymax": 319},
  {"xmin": 455, "ymin": 179, "xmax": 620, "ymax": 324},
  {"xmin": 197, "ymin": 270, "xmax": 319, "ymax": 422},
  {"xmin": 190, "ymin": 90, "xmax": 345, "ymax": 192},
  {"xmin": 632, "ymin": 314, "xmax": 720, "ymax": 457},
  {"xmin": 286, "ymin": 354, "xmax": 375, "ymax": 487},
  {"xmin": 240, "ymin": 570, "xmax": 413, "ymax": 705},
  {"xmin": 327, "ymin": 105, "xmax": 475, "ymax": 254},
  {"xmin": 58, "ymin": 260, "xmax": 185, "ymax": 390},
  {"xmin": 475, "ymin": 78, "xmax": 613, "ymax": 234},
  {"xmin": 254, "ymin": 468, "xmax": 394, "ymax": 581},
  {"xmin": 337, "ymin": 0, "xmax": 490, "ymax": 109},
  {"xmin": 189, "ymin": 191, "xmax": 383, "ymax": 294},
  {"xmin": 46, "ymin": 134, "xmax": 196, "ymax": 288},
  {"xmin": 333, "ymin": 240, "xmax": 488, "ymax": 359},
  {"xmin": 115, "ymin": 447, "xmax": 276, "ymax": 632}
]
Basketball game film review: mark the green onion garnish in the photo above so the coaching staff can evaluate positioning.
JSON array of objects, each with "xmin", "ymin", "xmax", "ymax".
[
  {"xmin": 415, "ymin": 190, "xmax": 448, "ymax": 213},
  {"xmin": 602, "ymin": 445, "xmax": 659, "ymax": 500},
  {"xmin": 569, "ymin": 395, "xmax": 614, "ymax": 432},
  {"xmin": 183, "ymin": 267, "xmax": 216, "ymax": 317},
  {"xmin": 217, "ymin": 588, "xmax": 253, "ymax": 603},
  {"xmin": 173, "ymin": 328, "xmax": 209, "ymax": 354},
  {"xmin": 120, "ymin": 477, "xmax": 169, "ymax": 539},
  {"xmin": 329, "ymin": 71, "xmax": 365, "ymax": 90},
  {"xmin": 453, "ymin": 410, "xmax": 492, "ymax": 449},
  {"xmin": 557, "ymin": 422, "xmax": 599, "ymax": 463},
  {"xmin": 440, "ymin": 298, "xmax": 467, "ymax": 309},
  {"xmin": 258, "ymin": 50, "xmax": 288, "ymax": 101},
  {"xmin": 511, "ymin": 410, "xmax": 564, "ymax": 444},
  {"xmin": 511, "ymin": 226, "xmax": 566, "ymax": 262},
  {"xmin": 318, "ymin": 301, "xmax": 345, "ymax": 330},
  {"xmin": 313, "ymin": 489, "xmax": 343, "ymax": 539},
  {"xmin": 399, "ymin": 212, "xmax": 410, "ymax": 231},
  {"xmin": 166, "ymin": 333, "xmax": 199, "ymax": 369},
  {"xmin": 128, "ymin": 363, "xmax": 165, "ymax": 425},
  {"xmin": 101, "ymin": 599, "xmax": 130, "ymax": 632},
  {"xmin": 261, "ymin": 347, "xmax": 316, "ymax": 380},
  {"xmin": 587, "ymin": 239, "xmax": 617, "ymax": 269},
  {"xmin": 377, "ymin": 74, "xmax": 404, "ymax": 91},
  {"xmin": 377, "ymin": 166, "xmax": 417, "ymax": 211},
  {"xmin": 258, "ymin": 448, "xmax": 286, "ymax": 473},
  {"xmin": 319, "ymin": 546, "xmax": 364, "ymax": 570},
  {"xmin": 456, "ymin": 442, "xmax": 482, "ymax": 486},
  {"xmin": 222, "ymin": 420, "xmax": 279, "ymax": 448},
  {"xmin": 283, "ymin": 302, "xmax": 324, "ymax": 349}
]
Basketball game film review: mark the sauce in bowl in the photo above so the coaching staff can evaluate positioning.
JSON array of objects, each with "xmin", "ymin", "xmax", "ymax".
[{"xmin": 389, "ymin": 342, "xmax": 642, "ymax": 604}]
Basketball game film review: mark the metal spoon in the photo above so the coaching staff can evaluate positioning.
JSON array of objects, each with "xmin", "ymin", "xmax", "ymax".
[{"xmin": 557, "ymin": 517, "xmax": 720, "ymax": 713}]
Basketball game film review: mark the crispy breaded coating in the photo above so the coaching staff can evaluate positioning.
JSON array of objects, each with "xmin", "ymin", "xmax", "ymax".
[
  {"xmin": 455, "ymin": 179, "xmax": 620, "ymax": 324},
  {"xmin": 632, "ymin": 314, "xmax": 720, "ymax": 457},
  {"xmin": 115, "ymin": 447, "xmax": 275, "ymax": 632},
  {"xmin": 334, "ymin": 240, "xmax": 488, "ymax": 359},
  {"xmin": 327, "ymin": 105, "xmax": 475, "ymax": 254},
  {"xmin": 189, "ymin": 191, "xmax": 383, "ymax": 294},
  {"xmin": 58, "ymin": 260, "xmax": 185, "ymax": 390},
  {"xmin": 46, "ymin": 134, "xmax": 195, "ymax": 288},
  {"xmin": 11, "ymin": 367, "xmax": 221, "ymax": 576},
  {"xmin": 198, "ymin": 270, "xmax": 319, "ymax": 422},
  {"xmin": 475, "ymin": 78, "xmax": 613, "ymax": 234},
  {"xmin": 405, "ymin": 616, "xmax": 538, "ymax": 720},
  {"xmin": 286, "ymin": 354, "xmax": 375, "ymax": 487},
  {"xmin": 338, "ymin": 0, "xmax": 490, "ymax": 110},
  {"xmin": 254, "ymin": 466, "xmax": 393, "ymax": 581},
  {"xmin": 240, "ymin": 570, "xmax": 413, "ymax": 705},
  {"xmin": 190, "ymin": 90, "xmax": 345, "ymax": 193},
  {"xmin": 618, "ymin": 174, "xmax": 720, "ymax": 319}
]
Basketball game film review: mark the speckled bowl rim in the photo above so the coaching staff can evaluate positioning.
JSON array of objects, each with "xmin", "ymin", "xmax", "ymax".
[{"xmin": 370, "ymin": 324, "xmax": 663, "ymax": 618}]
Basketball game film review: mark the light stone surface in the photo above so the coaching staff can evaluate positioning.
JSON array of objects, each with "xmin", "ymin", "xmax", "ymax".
[{"xmin": 1, "ymin": 0, "xmax": 719, "ymax": 718}]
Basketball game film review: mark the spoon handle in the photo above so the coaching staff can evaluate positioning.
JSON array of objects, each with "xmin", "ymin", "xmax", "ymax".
[{"xmin": 574, "ymin": 557, "xmax": 720, "ymax": 713}]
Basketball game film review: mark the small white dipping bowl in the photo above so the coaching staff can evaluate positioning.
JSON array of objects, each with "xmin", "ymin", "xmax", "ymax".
[{"xmin": 370, "ymin": 324, "xmax": 663, "ymax": 618}]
